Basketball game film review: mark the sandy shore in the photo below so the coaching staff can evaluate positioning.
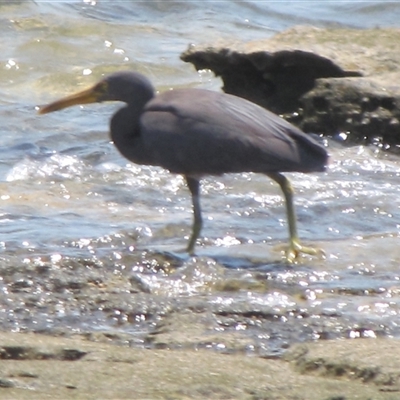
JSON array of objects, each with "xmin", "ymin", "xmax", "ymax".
[{"xmin": 0, "ymin": 332, "xmax": 399, "ymax": 399}]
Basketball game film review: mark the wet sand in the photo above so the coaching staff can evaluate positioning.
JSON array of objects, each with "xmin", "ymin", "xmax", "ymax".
[{"xmin": 0, "ymin": 331, "xmax": 399, "ymax": 399}]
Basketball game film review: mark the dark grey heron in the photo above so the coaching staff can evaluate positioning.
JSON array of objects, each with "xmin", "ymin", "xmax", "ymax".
[{"xmin": 39, "ymin": 71, "xmax": 328, "ymax": 262}]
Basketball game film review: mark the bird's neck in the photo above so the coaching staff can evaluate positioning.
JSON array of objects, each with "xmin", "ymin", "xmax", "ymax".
[{"xmin": 110, "ymin": 106, "xmax": 148, "ymax": 165}]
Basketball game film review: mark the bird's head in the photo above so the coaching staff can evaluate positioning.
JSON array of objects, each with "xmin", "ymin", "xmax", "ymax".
[{"xmin": 39, "ymin": 71, "xmax": 154, "ymax": 114}]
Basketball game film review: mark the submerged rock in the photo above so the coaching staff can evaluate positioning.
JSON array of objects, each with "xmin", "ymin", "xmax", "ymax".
[{"xmin": 181, "ymin": 27, "xmax": 400, "ymax": 150}]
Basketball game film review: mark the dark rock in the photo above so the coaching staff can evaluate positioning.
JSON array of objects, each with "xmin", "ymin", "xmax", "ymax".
[
  {"xmin": 181, "ymin": 27, "xmax": 400, "ymax": 150},
  {"xmin": 0, "ymin": 346, "xmax": 31, "ymax": 360},
  {"xmin": 182, "ymin": 47, "xmax": 360, "ymax": 114},
  {"xmin": 301, "ymin": 78, "xmax": 400, "ymax": 148},
  {"xmin": 60, "ymin": 349, "xmax": 87, "ymax": 361}
]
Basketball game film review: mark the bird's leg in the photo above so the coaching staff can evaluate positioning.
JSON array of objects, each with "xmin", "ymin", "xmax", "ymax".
[
  {"xmin": 185, "ymin": 176, "xmax": 203, "ymax": 255},
  {"xmin": 266, "ymin": 173, "xmax": 319, "ymax": 263}
]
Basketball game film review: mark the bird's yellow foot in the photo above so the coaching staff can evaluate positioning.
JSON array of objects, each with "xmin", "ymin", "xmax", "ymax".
[{"xmin": 285, "ymin": 240, "xmax": 325, "ymax": 263}]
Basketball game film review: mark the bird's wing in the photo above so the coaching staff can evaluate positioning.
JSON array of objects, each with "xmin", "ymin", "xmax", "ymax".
[{"xmin": 140, "ymin": 89, "xmax": 327, "ymax": 175}]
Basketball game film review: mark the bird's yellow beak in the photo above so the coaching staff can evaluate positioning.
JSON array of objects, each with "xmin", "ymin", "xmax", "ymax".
[{"xmin": 38, "ymin": 82, "xmax": 106, "ymax": 114}]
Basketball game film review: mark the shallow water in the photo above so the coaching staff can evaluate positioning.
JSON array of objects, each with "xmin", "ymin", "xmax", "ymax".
[{"xmin": 0, "ymin": 1, "xmax": 400, "ymax": 355}]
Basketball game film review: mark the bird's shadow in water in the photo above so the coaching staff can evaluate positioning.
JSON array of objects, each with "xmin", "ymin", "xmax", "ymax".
[{"xmin": 145, "ymin": 246, "xmax": 300, "ymax": 271}]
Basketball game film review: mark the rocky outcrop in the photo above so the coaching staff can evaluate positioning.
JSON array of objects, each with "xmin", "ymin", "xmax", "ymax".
[{"xmin": 181, "ymin": 27, "xmax": 400, "ymax": 150}]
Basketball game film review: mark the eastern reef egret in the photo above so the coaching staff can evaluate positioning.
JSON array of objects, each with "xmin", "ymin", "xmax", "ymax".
[{"xmin": 39, "ymin": 71, "xmax": 328, "ymax": 262}]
